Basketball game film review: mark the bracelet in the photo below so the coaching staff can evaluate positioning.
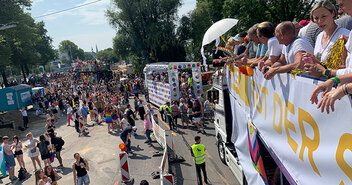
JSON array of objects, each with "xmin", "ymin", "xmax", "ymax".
[
  {"xmin": 324, "ymin": 69, "xmax": 331, "ymax": 78},
  {"xmin": 320, "ymin": 62, "xmax": 327, "ymax": 69},
  {"xmin": 331, "ymin": 77, "xmax": 338, "ymax": 88},
  {"xmin": 333, "ymin": 76, "xmax": 341, "ymax": 84},
  {"xmin": 344, "ymin": 84, "xmax": 349, "ymax": 95}
]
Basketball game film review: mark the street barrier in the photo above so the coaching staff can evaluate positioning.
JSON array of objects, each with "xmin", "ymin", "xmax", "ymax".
[
  {"xmin": 119, "ymin": 152, "xmax": 131, "ymax": 182},
  {"xmin": 162, "ymin": 174, "xmax": 174, "ymax": 185},
  {"xmin": 79, "ymin": 117, "xmax": 88, "ymax": 135},
  {"xmin": 92, "ymin": 107, "xmax": 98, "ymax": 122},
  {"xmin": 151, "ymin": 114, "xmax": 166, "ymax": 148}
]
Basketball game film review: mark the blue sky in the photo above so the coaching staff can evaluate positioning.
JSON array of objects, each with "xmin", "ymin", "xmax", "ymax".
[{"xmin": 30, "ymin": 0, "xmax": 196, "ymax": 52}]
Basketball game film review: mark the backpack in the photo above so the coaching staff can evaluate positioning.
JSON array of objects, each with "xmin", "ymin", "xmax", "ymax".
[
  {"xmin": 38, "ymin": 142, "xmax": 49, "ymax": 155},
  {"xmin": 18, "ymin": 168, "xmax": 26, "ymax": 181},
  {"xmin": 57, "ymin": 137, "xmax": 65, "ymax": 147}
]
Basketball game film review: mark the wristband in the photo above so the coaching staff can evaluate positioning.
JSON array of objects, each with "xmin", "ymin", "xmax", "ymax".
[
  {"xmin": 333, "ymin": 76, "xmax": 341, "ymax": 84},
  {"xmin": 320, "ymin": 62, "xmax": 327, "ymax": 69},
  {"xmin": 324, "ymin": 69, "xmax": 331, "ymax": 78},
  {"xmin": 344, "ymin": 84, "xmax": 349, "ymax": 95}
]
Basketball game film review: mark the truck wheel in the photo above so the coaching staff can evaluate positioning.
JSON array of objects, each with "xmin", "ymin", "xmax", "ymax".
[{"xmin": 217, "ymin": 140, "xmax": 227, "ymax": 165}]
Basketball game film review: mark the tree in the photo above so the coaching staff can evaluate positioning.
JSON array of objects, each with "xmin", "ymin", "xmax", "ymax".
[
  {"xmin": 96, "ymin": 48, "xmax": 118, "ymax": 62},
  {"xmin": 34, "ymin": 21, "xmax": 56, "ymax": 70},
  {"xmin": 58, "ymin": 40, "xmax": 84, "ymax": 63},
  {"xmin": 106, "ymin": 0, "xmax": 186, "ymax": 63},
  {"xmin": 83, "ymin": 52, "xmax": 95, "ymax": 60}
]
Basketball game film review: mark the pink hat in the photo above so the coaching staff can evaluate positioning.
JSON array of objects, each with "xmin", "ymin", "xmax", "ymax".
[{"xmin": 299, "ymin": 20, "xmax": 308, "ymax": 27}]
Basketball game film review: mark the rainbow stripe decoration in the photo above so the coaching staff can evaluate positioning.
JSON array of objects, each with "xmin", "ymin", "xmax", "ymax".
[
  {"xmin": 73, "ymin": 66, "xmax": 78, "ymax": 72},
  {"xmin": 247, "ymin": 121, "xmax": 269, "ymax": 184},
  {"xmin": 217, "ymin": 47, "xmax": 233, "ymax": 58}
]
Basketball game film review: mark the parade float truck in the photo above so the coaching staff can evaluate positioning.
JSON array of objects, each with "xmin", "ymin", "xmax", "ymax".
[
  {"xmin": 208, "ymin": 63, "xmax": 352, "ymax": 185},
  {"xmin": 143, "ymin": 62, "xmax": 203, "ymax": 107}
]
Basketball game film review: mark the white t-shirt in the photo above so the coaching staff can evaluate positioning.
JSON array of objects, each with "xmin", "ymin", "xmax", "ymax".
[
  {"xmin": 314, "ymin": 26, "xmax": 350, "ymax": 63},
  {"xmin": 21, "ymin": 110, "xmax": 27, "ymax": 117},
  {"xmin": 337, "ymin": 30, "xmax": 352, "ymax": 76},
  {"xmin": 283, "ymin": 37, "xmax": 314, "ymax": 64},
  {"xmin": 121, "ymin": 118, "xmax": 129, "ymax": 130},
  {"xmin": 67, "ymin": 107, "xmax": 73, "ymax": 115},
  {"xmin": 268, "ymin": 37, "xmax": 283, "ymax": 57}
]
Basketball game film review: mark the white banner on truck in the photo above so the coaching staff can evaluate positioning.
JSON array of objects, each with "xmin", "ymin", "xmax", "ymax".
[{"xmin": 226, "ymin": 64, "xmax": 352, "ymax": 185}]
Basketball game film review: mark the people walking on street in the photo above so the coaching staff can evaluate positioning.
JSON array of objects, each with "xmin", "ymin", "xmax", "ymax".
[
  {"xmin": 25, "ymin": 133, "xmax": 42, "ymax": 171},
  {"xmin": 50, "ymin": 133, "xmax": 64, "ymax": 167},
  {"xmin": 165, "ymin": 102, "xmax": 173, "ymax": 130},
  {"xmin": 171, "ymin": 101, "xmax": 180, "ymax": 130},
  {"xmin": 2, "ymin": 136, "xmax": 17, "ymax": 181},
  {"xmin": 94, "ymin": 97, "xmax": 104, "ymax": 124},
  {"xmin": 138, "ymin": 98, "xmax": 146, "ymax": 120},
  {"xmin": 120, "ymin": 126, "xmax": 137, "ymax": 153},
  {"xmin": 67, "ymin": 104, "xmax": 73, "ymax": 126},
  {"xmin": 12, "ymin": 136, "xmax": 26, "ymax": 172},
  {"xmin": 74, "ymin": 107, "xmax": 81, "ymax": 135},
  {"xmin": 126, "ymin": 104, "xmax": 136, "ymax": 127},
  {"xmin": 179, "ymin": 98, "xmax": 189, "ymax": 128},
  {"xmin": 37, "ymin": 135, "xmax": 51, "ymax": 167},
  {"xmin": 120, "ymin": 113, "xmax": 129, "ymax": 130},
  {"xmin": 192, "ymin": 101, "xmax": 205, "ymax": 134},
  {"xmin": 191, "ymin": 136, "xmax": 208, "ymax": 185},
  {"xmin": 159, "ymin": 104, "xmax": 165, "ymax": 121},
  {"xmin": 104, "ymin": 106, "xmax": 113, "ymax": 133},
  {"xmin": 144, "ymin": 113, "xmax": 153, "ymax": 146},
  {"xmin": 80, "ymin": 103, "xmax": 89, "ymax": 125},
  {"xmin": 20, "ymin": 107, "xmax": 29, "ymax": 129},
  {"xmin": 72, "ymin": 153, "xmax": 90, "ymax": 185}
]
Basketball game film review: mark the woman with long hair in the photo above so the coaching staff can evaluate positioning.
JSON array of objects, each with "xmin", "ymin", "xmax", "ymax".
[
  {"xmin": 44, "ymin": 165, "xmax": 60, "ymax": 185},
  {"xmin": 12, "ymin": 136, "xmax": 26, "ymax": 172},
  {"xmin": 37, "ymin": 135, "xmax": 51, "ymax": 167},
  {"xmin": 72, "ymin": 153, "xmax": 90, "ymax": 185}
]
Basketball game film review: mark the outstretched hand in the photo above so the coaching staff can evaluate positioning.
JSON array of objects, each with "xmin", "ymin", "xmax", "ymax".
[
  {"xmin": 310, "ymin": 79, "xmax": 334, "ymax": 105},
  {"xmin": 317, "ymin": 86, "xmax": 345, "ymax": 114}
]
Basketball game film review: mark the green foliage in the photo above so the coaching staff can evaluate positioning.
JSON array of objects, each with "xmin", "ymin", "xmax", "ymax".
[
  {"xmin": 96, "ymin": 48, "xmax": 118, "ymax": 62},
  {"xmin": 58, "ymin": 40, "xmax": 85, "ymax": 63},
  {"xmin": 83, "ymin": 52, "xmax": 95, "ymax": 60},
  {"xmin": 107, "ymin": 0, "xmax": 186, "ymax": 63}
]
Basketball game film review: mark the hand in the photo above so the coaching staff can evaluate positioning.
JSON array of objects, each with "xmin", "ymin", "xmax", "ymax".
[
  {"xmin": 317, "ymin": 86, "xmax": 345, "ymax": 114},
  {"xmin": 263, "ymin": 67, "xmax": 276, "ymax": 80},
  {"xmin": 339, "ymin": 34, "xmax": 348, "ymax": 43},
  {"xmin": 304, "ymin": 63, "xmax": 325, "ymax": 77},
  {"xmin": 233, "ymin": 60, "xmax": 243, "ymax": 67},
  {"xmin": 310, "ymin": 79, "xmax": 334, "ymax": 105},
  {"xmin": 302, "ymin": 53, "xmax": 320, "ymax": 64}
]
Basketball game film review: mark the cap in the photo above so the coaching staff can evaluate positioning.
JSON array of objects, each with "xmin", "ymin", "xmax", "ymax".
[
  {"xmin": 299, "ymin": 20, "xmax": 308, "ymax": 27},
  {"xmin": 233, "ymin": 34, "xmax": 239, "ymax": 42}
]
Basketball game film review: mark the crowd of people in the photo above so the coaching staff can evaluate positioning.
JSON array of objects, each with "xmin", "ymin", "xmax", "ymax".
[{"xmin": 222, "ymin": 0, "xmax": 352, "ymax": 114}]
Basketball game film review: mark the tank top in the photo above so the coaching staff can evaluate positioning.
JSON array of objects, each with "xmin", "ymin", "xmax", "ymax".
[{"xmin": 74, "ymin": 158, "xmax": 88, "ymax": 177}]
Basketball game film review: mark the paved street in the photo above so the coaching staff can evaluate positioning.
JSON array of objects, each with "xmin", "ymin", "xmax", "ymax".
[{"xmin": 0, "ymin": 98, "xmax": 239, "ymax": 185}]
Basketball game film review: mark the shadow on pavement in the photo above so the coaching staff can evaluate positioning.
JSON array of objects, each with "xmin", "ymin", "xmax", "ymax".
[
  {"xmin": 129, "ymin": 153, "xmax": 151, "ymax": 160},
  {"xmin": 133, "ymin": 134, "xmax": 147, "ymax": 140},
  {"xmin": 56, "ymin": 166, "xmax": 73, "ymax": 175}
]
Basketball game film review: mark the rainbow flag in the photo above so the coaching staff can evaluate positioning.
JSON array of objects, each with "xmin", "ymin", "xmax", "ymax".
[
  {"xmin": 217, "ymin": 47, "xmax": 234, "ymax": 58},
  {"xmin": 73, "ymin": 66, "xmax": 78, "ymax": 72},
  {"xmin": 0, "ymin": 145, "xmax": 7, "ymax": 177},
  {"xmin": 247, "ymin": 121, "xmax": 268, "ymax": 184}
]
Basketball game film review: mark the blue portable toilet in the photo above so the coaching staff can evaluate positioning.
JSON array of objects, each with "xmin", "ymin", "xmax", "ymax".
[{"xmin": 0, "ymin": 84, "xmax": 33, "ymax": 111}]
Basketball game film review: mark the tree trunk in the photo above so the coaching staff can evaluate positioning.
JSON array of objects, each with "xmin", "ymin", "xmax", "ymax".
[
  {"xmin": 24, "ymin": 64, "xmax": 30, "ymax": 76},
  {"xmin": 1, "ymin": 70, "xmax": 9, "ymax": 87},
  {"xmin": 21, "ymin": 65, "xmax": 27, "ymax": 83}
]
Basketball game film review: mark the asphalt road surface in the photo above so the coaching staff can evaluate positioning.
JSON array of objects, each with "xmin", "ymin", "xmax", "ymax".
[{"xmin": 1, "ymin": 98, "xmax": 239, "ymax": 185}]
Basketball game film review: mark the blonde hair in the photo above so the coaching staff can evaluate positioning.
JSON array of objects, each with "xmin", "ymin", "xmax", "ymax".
[
  {"xmin": 257, "ymin": 22, "xmax": 275, "ymax": 38},
  {"xmin": 310, "ymin": 0, "xmax": 337, "ymax": 21}
]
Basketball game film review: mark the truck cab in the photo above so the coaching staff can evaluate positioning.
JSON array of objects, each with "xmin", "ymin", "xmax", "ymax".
[{"xmin": 208, "ymin": 70, "xmax": 247, "ymax": 185}]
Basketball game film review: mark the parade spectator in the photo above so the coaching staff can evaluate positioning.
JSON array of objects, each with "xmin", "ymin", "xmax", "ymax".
[
  {"xmin": 80, "ymin": 103, "xmax": 89, "ymax": 124},
  {"xmin": 25, "ymin": 133, "xmax": 42, "ymax": 171},
  {"xmin": 144, "ymin": 113, "xmax": 153, "ymax": 146},
  {"xmin": 2, "ymin": 136, "xmax": 17, "ymax": 181},
  {"xmin": 263, "ymin": 21, "xmax": 314, "ymax": 79},
  {"xmin": 137, "ymin": 98, "xmax": 146, "ymax": 120},
  {"xmin": 165, "ymin": 102, "xmax": 173, "ymax": 130},
  {"xmin": 72, "ymin": 153, "xmax": 90, "ymax": 185},
  {"xmin": 120, "ymin": 126, "xmax": 137, "ymax": 153},
  {"xmin": 45, "ymin": 165, "xmax": 61, "ymax": 185},
  {"xmin": 12, "ymin": 136, "xmax": 26, "ymax": 172},
  {"xmin": 159, "ymin": 103, "xmax": 165, "ymax": 121},
  {"xmin": 105, "ymin": 106, "xmax": 113, "ymax": 134},
  {"xmin": 171, "ymin": 101, "xmax": 180, "ymax": 129},
  {"xmin": 140, "ymin": 180, "xmax": 149, "ymax": 185},
  {"xmin": 191, "ymin": 136, "xmax": 208, "ymax": 185},
  {"xmin": 179, "ymin": 98, "xmax": 189, "ymax": 128},
  {"xmin": 126, "ymin": 104, "xmax": 136, "ymax": 127},
  {"xmin": 120, "ymin": 113, "xmax": 129, "ymax": 130},
  {"xmin": 37, "ymin": 135, "xmax": 51, "ymax": 167},
  {"xmin": 50, "ymin": 133, "xmax": 64, "ymax": 167},
  {"xmin": 20, "ymin": 107, "xmax": 28, "ymax": 129},
  {"xmin": 67, "ymin": 104, "xmax": 73, "ymax": 126},
  {"xmin": 192, "ymin": 101, "xmax": 205, "ymax": 134},
  {"xmin": 35, "ymin": 169, "xmax": 47, "ymax": 185}
]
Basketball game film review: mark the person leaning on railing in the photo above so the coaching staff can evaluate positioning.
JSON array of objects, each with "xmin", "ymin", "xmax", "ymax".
[{"xmin": 310, "ymin": 72, "xmax": 352, "ymax": 114}]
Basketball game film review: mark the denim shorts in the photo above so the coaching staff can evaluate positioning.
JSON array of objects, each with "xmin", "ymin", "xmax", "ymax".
[{"xmin": 77, "ymin": 174, "xmax": 90, "ymax": 185}]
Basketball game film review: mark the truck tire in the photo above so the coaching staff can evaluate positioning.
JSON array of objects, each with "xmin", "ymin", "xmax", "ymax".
[{"xmin": 217, "ymin": 139, "xmax": 227, "ymax": 165}]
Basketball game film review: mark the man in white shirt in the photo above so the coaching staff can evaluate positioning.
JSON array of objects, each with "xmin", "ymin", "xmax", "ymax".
[
  {"xmin": 264, "ymin": 21, "xmax": 314, "ymax": 80},
  {"xmin": 20, "ymin": 107, "xmax": 28, "ymax": 129},
  {"xmin": 67, "ymin": 104, "xmax": 73, "ymax": 126}
]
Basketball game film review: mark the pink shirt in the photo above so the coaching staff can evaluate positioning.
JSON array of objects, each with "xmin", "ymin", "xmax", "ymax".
[
  {"xmin": 3, "ymin": 143, "xmax": 13, "ymax": 155},
  {"xmin": 144, "ymin": 117, "xmax": 153, "ymax": 131}
]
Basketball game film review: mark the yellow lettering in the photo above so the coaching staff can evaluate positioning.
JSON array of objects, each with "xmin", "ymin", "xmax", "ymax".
[
  {"xmin": 273, "ymin": 92, "xmax": 283, "ymax": 134},
  {"xmin": 284, "ymin": 101, "xmax": 298, "ymax": 153},
  {"xmin": 259, "ymin": 85, "xmax": 268, "ymax": 120},
  {"xmin": 340, "ymin": 181, "xmax": 345, "ymax": 185},
  {"xmin": 298, "ymin": 108, "xmax": 320, "ymax": 176},
  {"xmin": 336, "ymin": 133, "xmax": 352, "ymax": 182}
]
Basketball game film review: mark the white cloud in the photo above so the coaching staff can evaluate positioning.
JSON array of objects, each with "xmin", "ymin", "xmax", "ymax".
[{"xmin": 178, "ymin": 0, "xmax": 196, "ymax": 16}]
